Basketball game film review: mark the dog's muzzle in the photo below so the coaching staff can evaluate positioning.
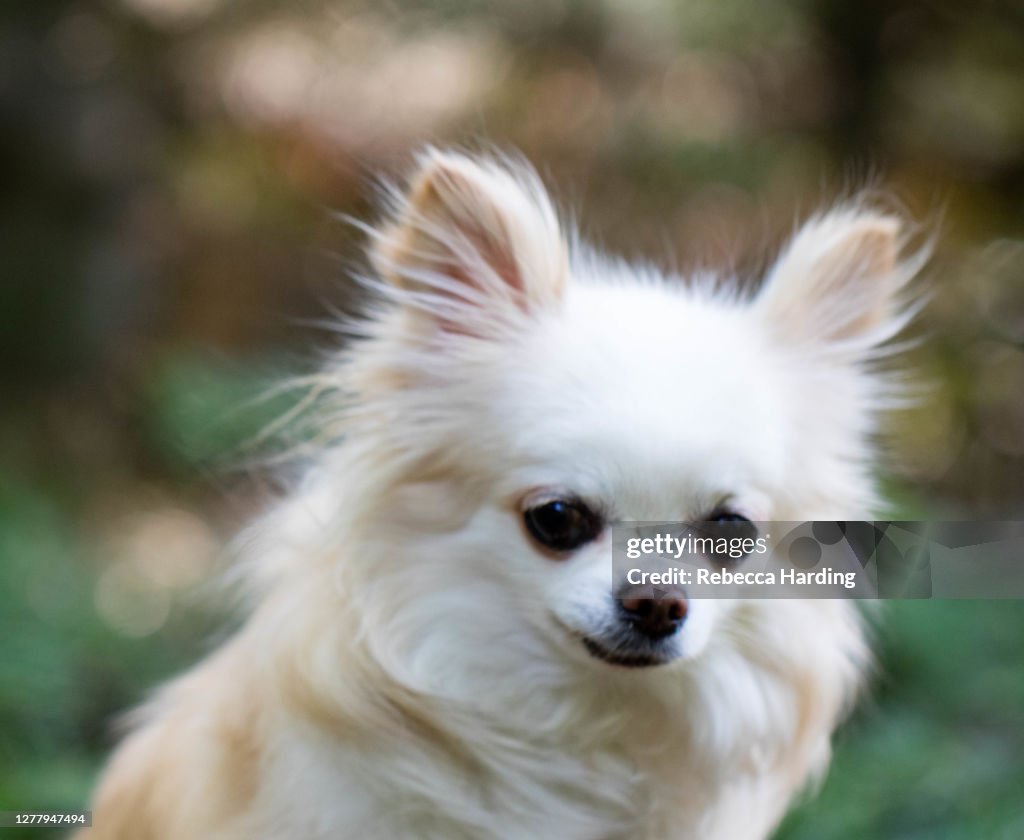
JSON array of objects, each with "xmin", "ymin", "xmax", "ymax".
[{"xmin": 580, "ymin": 583, "xmax": 688, "ymax": 668}]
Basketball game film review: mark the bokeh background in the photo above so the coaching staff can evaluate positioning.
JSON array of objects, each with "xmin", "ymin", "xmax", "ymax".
[{"xmin": 2, "ymin": 1, "xmax": 1024, "ymax": 837}]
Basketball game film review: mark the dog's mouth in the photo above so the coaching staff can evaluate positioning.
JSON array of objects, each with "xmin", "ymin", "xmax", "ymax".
[{"xmin": 580, "ymin": 635, "xmax": 672, "ymax": 668}]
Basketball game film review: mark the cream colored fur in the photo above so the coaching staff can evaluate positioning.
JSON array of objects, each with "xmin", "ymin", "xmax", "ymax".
[{"xmin": 81, "ymin": 149, "xmax": 923, "ymax": 840}]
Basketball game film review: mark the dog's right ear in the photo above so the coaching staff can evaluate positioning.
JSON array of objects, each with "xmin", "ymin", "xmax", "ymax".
[{"xmin": 370, "ymin": 149, "xmax": 568, "ymax": 335}]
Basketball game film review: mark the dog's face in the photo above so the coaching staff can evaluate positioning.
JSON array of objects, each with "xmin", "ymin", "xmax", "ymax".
[
  {"xmin": 356, "ymin": 151, "xmax": 912, "ymax": 681},
  {"xmin": 493, "ymin": 287, "xmax": 785, "ymax": 668}
]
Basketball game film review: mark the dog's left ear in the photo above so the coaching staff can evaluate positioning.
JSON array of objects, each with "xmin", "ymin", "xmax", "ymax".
[
  {"xmin": 756, "ymin": 208, "xmax": 915, "ymax": 351},
  {"xmin": 371, "ymin": 149, "xmax": 568, "ymax": 335}
]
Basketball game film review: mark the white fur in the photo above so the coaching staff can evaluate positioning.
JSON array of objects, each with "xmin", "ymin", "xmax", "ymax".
[{"xmin": 84, "ymin": 149, "xmax": 924, "ymax": 840}]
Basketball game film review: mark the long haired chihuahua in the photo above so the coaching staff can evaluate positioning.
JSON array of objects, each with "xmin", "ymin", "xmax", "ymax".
[{"xmin": 83, "ymin": 150, "xmax": 922, "ymax": 839}]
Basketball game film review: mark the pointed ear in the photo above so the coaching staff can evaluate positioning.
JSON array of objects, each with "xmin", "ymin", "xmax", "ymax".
[
  {"xmin": 756, "ymin": 208, "xmax": 916, "ymax": 350},
  {"xmin": 370, "ymin": 149, "xmax": 568, "ymax": 334}
]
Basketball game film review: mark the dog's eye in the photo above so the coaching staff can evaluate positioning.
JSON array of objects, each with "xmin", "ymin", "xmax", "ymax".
[
  {"xmin": 708, "ymin": 510, "xmax": 754, "ymax": 528},
  {"xmin": 704, "ymin": 510, "xmax": 758, "ymax": 564},
  {"xmin": 523, "ymin": 499, "xmax": 603, "ymax": 553}
]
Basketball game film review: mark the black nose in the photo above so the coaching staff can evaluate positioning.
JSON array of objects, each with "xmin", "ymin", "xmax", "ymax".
[{"xmin": 618, "ymin": 588, "xmax": 689, "ymax": 640}]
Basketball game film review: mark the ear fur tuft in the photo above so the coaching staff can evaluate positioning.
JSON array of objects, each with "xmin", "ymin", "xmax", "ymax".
[
  {"xmin": 369, "ymin": 149, "xmax": 568, "ymax": 335},
  {"xmin": 757, "ymin": 207, "xmax": 926, "ymax": 352}
]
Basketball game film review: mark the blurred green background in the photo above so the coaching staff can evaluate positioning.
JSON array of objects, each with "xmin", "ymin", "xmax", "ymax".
[{"xmin": 1, "ymin": 1, "xmax": 1023, "ymax": 837}]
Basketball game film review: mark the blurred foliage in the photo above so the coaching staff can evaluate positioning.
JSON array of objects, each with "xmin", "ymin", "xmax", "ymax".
[
  {"xmin": 1, "ymin": 0, "xmax": 1023, "ymax": 837},
  {"xmin": 779, "ymin": 602, "xmax": 1024, "ymax": 840}
]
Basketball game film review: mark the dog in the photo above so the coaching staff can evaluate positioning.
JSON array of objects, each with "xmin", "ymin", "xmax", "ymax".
[{"xmin": 82, "ymin": 149, "xmax": 922, "ymax": 839}]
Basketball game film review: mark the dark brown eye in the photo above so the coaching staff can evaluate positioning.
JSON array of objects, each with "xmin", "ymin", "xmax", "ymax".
[
  {"xmin": 703, "ymin": 510, "xmax": 758, "ymax": 564},
  {"xmin": 708, "ymin": 510, "xmax": 755, "ymax": 531},
  {"xmin": 524, "ymin": 499, "xmax": 603, "ymax": 553}
]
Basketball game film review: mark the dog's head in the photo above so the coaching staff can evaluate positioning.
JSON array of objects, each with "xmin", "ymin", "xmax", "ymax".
[{"xmin": 339, "ymin": 150, "xmax": 917, "ymax": 686}]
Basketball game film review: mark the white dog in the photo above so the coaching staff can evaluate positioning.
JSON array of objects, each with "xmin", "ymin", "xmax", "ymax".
[{"xmin": 83, "ymin": 150, "xmax": 922, "ymax": 839}]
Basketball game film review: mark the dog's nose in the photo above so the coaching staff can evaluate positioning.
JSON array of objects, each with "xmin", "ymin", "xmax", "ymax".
[{"xmin": 617, "ymin": 587, "xmax": 688, "ymax": 640}]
